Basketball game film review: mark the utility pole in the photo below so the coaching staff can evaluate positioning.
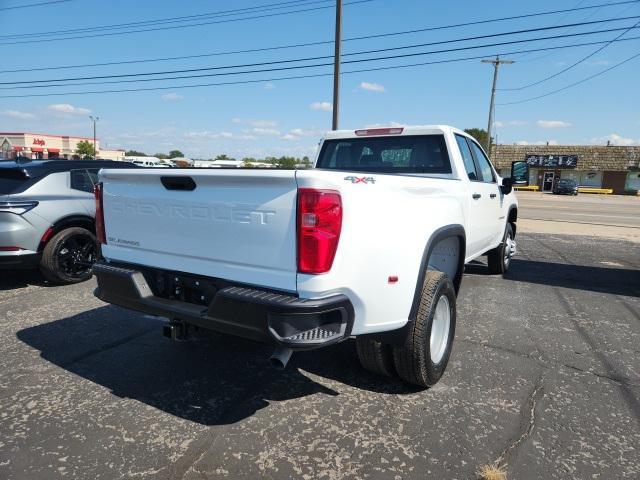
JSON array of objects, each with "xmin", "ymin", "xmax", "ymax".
[
  {"xmin": 332, "ymin": 0, "xmax": 342, "ymax": 130},
  {"xmin": 89, "ymin": 115, "xmax": 99, "ymax": 158},
  {"xmin": 482, "ymin": 56, "xmax": 513, "ymax": 153}
]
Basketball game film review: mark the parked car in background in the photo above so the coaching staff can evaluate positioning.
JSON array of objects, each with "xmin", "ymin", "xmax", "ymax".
[
  {"xmin": 553, "ymin": 178, "xmax": 579, "ymax": 195},
  {"xmin": 0, "ymin": 159, "xmax": 137, "ymax": 284}
]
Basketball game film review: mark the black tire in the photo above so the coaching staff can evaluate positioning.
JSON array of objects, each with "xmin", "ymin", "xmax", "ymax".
[
  {"xmin": 487, "ymin": 223, "xmax": 515, "ymax": 275},
  {"xmin": 356, "ymin": 337, "xmax": 395, "ymax": 377},
  {"xmin": 392, "ymin": 271, "xmax": 456, "ymax": 387},
  {"xmin": 40, "ymin": 227, "xmax": 98, "ymax": 285}
]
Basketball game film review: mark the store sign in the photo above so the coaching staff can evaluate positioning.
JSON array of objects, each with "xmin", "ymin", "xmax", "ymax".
[
  {"xmin": 32, "ymin": 138, "xmax": 46, "ymax": 146},
  {"xmin": 525, "ymin": 154, "xmax": 578, "ymax": 169}
]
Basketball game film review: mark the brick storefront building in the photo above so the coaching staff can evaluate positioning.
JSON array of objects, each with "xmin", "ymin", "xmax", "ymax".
[{"xmin": 490, "ymin": 144, "xmax": 640, "ymax": 194}]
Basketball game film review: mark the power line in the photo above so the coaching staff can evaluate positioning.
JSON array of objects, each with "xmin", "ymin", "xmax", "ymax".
[
  {"xmin": 501, "ymin": 18, "xmax": 640, "ymax": 90},
  {"xmin": 2, "ymin": 1, "xmax": 638, "ymax": 73},
  {"xmin": 0, "ymin": 0, "xmax": 373, "ymax": 46},
  {"xmin": 0, "ymin": 0, "xmax": 327, "ymax": 40},
  {"xmin": 3, "ymin": 20, "xmax": 640, "ymax": 88},
  {"xmin": 513, "ymin": 0, "xmax": 590, "ymax": 60},
  {"xmin": 498, "ymin": 50, "xmax": 640, "ymax": 105},
  {"xmin": 522, "ymin": 0, "xmax": 639, "ymax": 63},
  {"xmin": 0, "ymin": 0, "xmax": 636, "ymax": 46},
  {"xmin": 0, "ymin": 0, "xmax": 71, "ymax": 11},
  {"xmin": 2, "ymin": 37, "xmax": 639, "ymax": 99}
]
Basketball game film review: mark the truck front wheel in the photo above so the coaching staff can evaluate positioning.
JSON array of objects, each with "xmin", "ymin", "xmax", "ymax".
[
  {"xmin": 487, "ymin": 223, "xmax": 515, "ymax": 275},
  {"xmin": 392, "ymin": 271, "xmax": 456, "ymax": 387}
]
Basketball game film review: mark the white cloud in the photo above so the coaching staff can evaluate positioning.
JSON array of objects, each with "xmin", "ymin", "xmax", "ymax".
[
  {"xmin": 233, "ymin": 118, "xmax": 278, "ymax": 128},
  {"xmin": 161, "ymin": 92, "xmax": 184, "ymax": 102},
  {"xmin": 281, "ymin": 134, "xmax": 298, "ymax": 141},
  {"xmin": 590, "ymin": 133, "xmax": 639, "ymax": 146},
  {"xmin": 289, "ymin": 128, "xmax": 324, "ymax": 137},
  {"xmin": 185, "ymin": 130, "xmax": 258, "ymax": 141},
  {"xmin": 359, "ymin": 81, "xmax": 386, "ymax": 93},
  {"xmin": 310, "ymin": 101, "xmax": 332, "ymax": 111},
  {"xmin": 263, "ymin": 82, "xmax": 276, "ymax": 90},
  {"xmin": 47, "ymin": 103, "xmax": 91, "ymax": 115},
  {"xmin": 1, "ymin": 109, "xmax": 34, "ymax": 120},
  {"xmin": 495, "ymin": 120, "xmax": 528, "ymax": 128},
  {"xmin": 536, "ymin": 120, "xmax": 571, "ymax": 129},
  {"xmin": 250, "ymin": 127, "xmax": 281, "ymax": 136}
]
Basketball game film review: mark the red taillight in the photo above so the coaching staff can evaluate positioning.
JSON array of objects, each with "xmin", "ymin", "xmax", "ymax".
[
  {"xmin": 297, "ymin": 188, "xmax": 342, "ymax": 274},
  {"xmin": 94, "ymin": 182, "xmax": 106, "ymax": 244},
  {"xmin": 354, "ymin": 127, "xmax": 403, "ymax": 136},
  {"xmin": 0, "ymin": 246, "xmax": 22, "ymax": 251}
]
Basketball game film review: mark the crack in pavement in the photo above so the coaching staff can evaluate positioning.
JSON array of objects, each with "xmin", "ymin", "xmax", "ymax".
[
  {"xmin": 459, "ymin": 338, "xmax": 640, "ymax": 387},
  {"xmin": 495, "ymin": 372, "xmax": 546, "ymax": 468}
]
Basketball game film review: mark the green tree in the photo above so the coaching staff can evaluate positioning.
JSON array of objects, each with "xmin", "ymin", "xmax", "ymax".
[
  {"xmin": 76, "ymin": 140, "xmax": 95, "ymax": 159},
  {"xmin": 215, "ymin": 154, "xmax": 231, "ymax": 160},
  {"xmin": 301, "ymin": 156, "xmax": 312, "ymax": 168},
  {"xmin": 275, "ymin": 156, "xmax": 298, "ymax": 169},
  {"xmin": 464, "ymin": 128, "xmax": 492, "ymax": 150},
  {"xmin": 125, "ymin": 150, "xmax": 146, "ymax": 157},
  {"xmin": 168, "ymin": 150, "xmax": 184, "ymax": 159}
]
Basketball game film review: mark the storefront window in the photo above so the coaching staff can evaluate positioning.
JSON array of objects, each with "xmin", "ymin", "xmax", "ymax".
[
  {"xmin": 625, "ymin": 172, "xmax": 640, "ymax": 191},
  {"xmin": 579, "ymin": 171, "xmax": 602, "ymax": 187}
]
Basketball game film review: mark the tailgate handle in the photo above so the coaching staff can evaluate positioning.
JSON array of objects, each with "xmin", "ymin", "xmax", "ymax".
[{"xmin": 161, "ymin": 176, "xmax": 196, "ymax": 191}]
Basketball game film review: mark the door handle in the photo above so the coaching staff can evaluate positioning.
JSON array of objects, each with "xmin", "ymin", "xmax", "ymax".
[
  {"xmin": 472, "ymin": 193, "xmax": 481, "ymax": 200},
  {"xmin": 490, "ymin": 193, "xmax": 497, "ymax": 198}
]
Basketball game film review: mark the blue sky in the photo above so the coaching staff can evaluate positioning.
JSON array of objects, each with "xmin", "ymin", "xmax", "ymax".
[{"xmin": 0, "ymin": 0, "xmax": 638, "ymax": 158}]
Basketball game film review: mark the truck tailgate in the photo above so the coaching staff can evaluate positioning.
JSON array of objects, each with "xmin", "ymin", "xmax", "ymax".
[{"xmin": 99, "ymin": 169, "xmax": 298, "ymax": 292}]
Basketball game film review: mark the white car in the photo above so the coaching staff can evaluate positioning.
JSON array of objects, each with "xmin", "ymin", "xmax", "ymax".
[{"xmin": 92, "ymin": 126, "xmax": 528, "ymax": 387}]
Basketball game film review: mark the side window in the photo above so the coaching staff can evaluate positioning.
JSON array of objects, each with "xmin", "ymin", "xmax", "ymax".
[
  {"xmin": 455, "ymin": 134, "xmax": 479, "ymax": 181},
  {"xmin": 70, "ymin": 169, "xmax": 95, "ymax": 193},
  {"xmin": 86, "ymin": 169, "xmax": 100, "ymax": 185},
  {"xmin": 468, "ymin": 140, "xmax": 496, "ymax": 183}
]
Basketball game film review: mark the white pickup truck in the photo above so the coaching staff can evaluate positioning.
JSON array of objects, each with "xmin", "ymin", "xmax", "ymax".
[{"xmin": 93, "ymin": 125, "xmax": 528, "ymax": 387}]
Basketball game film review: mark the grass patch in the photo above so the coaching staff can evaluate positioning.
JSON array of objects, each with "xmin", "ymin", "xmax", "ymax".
[{"xmin": 477, "ymin": 463, "xmax": 507, "ymax": 480}]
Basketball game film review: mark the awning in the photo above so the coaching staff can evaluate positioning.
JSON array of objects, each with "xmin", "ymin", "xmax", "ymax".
[
  {"xmin": 46, "ymin": 148, "xmax": 60, "ymax": 153},
  {"xmin": 31, "ymin": 147, "xmax": 44, "ymax": 153},
  {"xmin": 12, "ymin": 146, "xmax": 23, "ymax": 151}
]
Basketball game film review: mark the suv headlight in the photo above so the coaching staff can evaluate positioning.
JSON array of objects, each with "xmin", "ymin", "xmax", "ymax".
[{"xmin": 0, "ymin": 201, "xmax": 39, "ymax": 215}]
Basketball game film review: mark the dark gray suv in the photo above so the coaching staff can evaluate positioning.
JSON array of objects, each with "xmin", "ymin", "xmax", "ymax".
[{"xmin": 0, "ymin": 159, "xmax": 136, "ymax": 284}]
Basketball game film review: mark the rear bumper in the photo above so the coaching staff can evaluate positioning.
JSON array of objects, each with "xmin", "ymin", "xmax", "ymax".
[
  {"xmin": 0, "ymin": 251, "xmax": 40, "ymax": 269},
  {"xmin": 93, "ymin": 261, "xmax": 354, "ymax": 350}
]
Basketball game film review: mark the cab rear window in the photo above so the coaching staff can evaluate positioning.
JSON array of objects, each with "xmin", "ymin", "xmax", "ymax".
[{"xmin": 316, "ymin": 135, "xmax": 451, "ymax": 174}]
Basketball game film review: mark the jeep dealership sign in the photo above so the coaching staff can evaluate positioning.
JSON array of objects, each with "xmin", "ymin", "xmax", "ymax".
[{"xmin": 525, "ymin": 154, "xmax": 578, "ymax": 169}]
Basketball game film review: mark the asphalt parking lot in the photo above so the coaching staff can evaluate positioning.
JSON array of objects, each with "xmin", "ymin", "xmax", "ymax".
[{"xmin": 1, "ymin": 230, "xmax": 639, "ymax": 479}]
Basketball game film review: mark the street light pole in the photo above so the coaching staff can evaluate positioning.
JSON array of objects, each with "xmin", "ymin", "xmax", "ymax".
[
  {"xmin": 89, "ymin": 115, "xmax": 99, "ymax": 159},
  {"xmin": 481, "ymin": 56, "xmax": 514, "ymax": 153},
  {"xmin": 332, "ymin": 0, "xmax": 342, "ymax": 131}
]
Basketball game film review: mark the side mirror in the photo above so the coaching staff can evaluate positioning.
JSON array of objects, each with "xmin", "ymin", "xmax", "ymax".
[
  {"xmin": 500, "ymin": 177, "xmax": 513, "ymax": 195},
  {"xmin": 510, "ymin": 161, "xmax": 529, "ymax": 186}
]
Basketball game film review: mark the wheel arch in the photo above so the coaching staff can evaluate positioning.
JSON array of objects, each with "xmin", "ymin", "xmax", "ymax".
[
  {"xmin": 507, "ymin": 205, "xmax": 518, "ymax": 236},
  {"xmin": 38, "ymin": 214, "xmax": 95, "ymax": 252},
  {"xmin": 366, "ymin": 224, "xmax": 465, "ymax": 347},
  {"xmin": 412, "ymin": 225, "xmax": 466, "ymax": 311}
]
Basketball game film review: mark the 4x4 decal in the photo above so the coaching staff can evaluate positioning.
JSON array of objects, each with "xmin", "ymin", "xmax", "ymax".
[{"xmin": 344, "ymin": 176, "xmax": 376, "ymax": 184}]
